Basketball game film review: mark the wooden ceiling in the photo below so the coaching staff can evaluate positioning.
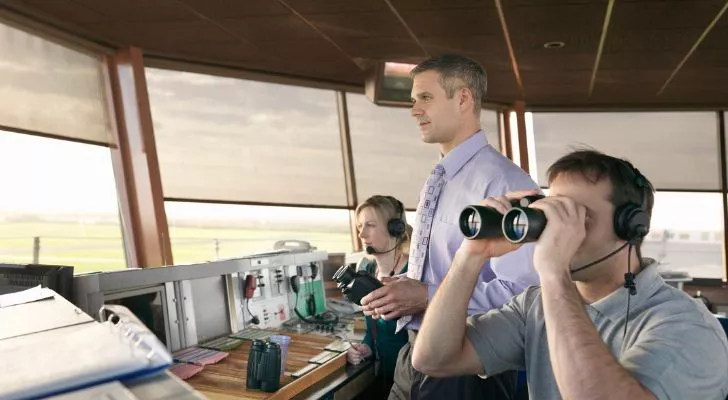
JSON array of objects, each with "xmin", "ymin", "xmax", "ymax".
[{"xmin": 3, "ymin": 0, "xmax": 728, "ymax": 109}]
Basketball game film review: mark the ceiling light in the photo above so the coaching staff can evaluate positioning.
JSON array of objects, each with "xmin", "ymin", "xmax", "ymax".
[{"xmin": 543, "ymin": 41, "xmax": 566, "ymax": 49}]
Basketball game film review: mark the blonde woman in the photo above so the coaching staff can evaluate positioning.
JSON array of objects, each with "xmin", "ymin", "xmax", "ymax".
[{"xmin": 347, "ymin": 195, "xmax": 412, "ymax": 394}]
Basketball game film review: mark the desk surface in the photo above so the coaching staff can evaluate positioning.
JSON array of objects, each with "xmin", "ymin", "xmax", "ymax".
[
  {"xmin": 293, "ymin": 362, "xmax": 374, "ymax": 400},
  {"xmin": 185, "ymin": 331, "xmax": 348, "ymax": 400}
]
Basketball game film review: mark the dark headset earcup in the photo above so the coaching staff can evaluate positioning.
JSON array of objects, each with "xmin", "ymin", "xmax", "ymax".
[
  {"xmin": 388, "ymin": 218, "xmax": 406, "ymax": 238},
  {"xmin": 614, "ymin": 203, "xmax": 650, "ymax": 242}
]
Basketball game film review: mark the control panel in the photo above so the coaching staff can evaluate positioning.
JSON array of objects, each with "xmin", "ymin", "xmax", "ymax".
[
  {"xmin": 238, "ymin": 260, "xmax": 329, "ymax": 331},
  {"xmin": 241, "ymin": 266, "xmax": 291, "ymax": 329}
]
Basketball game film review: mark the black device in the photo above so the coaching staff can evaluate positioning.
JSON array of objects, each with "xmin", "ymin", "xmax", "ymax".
[
  {"xmin": 332, "ymin": 264, "xmax": 382, "ymax": 306},
  {"xmin": 246, "ymin": 339, "xmax": 266, "ymax": 390},
  {"xmin": 459, "ymin": 195, "xmax": 544, "ymax": 240},
  {"xmin": 366, "ymin": 196, "xmax": 406, "ymax": 255},
  {"xmin": 502, "ymin": 205, "xmax": 548, "ymax": 244},
  {"xmin": 0, "ymin": 263, "xmax": 74, "ymax": 300},
  {"xmin": 258, "ymin": 342, "xmax": 282, "ymax": 392}
]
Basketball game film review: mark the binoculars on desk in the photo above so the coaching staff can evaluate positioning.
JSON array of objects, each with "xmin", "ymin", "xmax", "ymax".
[
  {"xmin": 246, "ymin": 340, "xmax": 281, "ymax": 392},
  {"xmin": 459, "ymin": 195, "xmax": 547, "ymax": 244}
]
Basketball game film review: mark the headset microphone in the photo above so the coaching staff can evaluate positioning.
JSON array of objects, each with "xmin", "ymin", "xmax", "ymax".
[
  {"xmin": 570, "ymin": 242, "xmax": 630, "ymax": 275},
  {"xmin": 365, "ymin": 243, "xmax": 398, "ymax": 255}
]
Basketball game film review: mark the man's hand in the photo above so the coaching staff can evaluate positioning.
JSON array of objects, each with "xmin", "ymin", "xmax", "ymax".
[
  {"xmin": 360, "ymin": 277, "xmax": 428, "ymax": 320},
  {"xmin": 528, "ymin": 196, "xmax": 586, "ymax": 278},
  {"xmin": 459, "ymin": 189, "xmax": 539, "ymax": 259}
]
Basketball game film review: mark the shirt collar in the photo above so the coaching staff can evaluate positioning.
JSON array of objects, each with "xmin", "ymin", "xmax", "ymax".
[
  {"xmin": 588, "ymin": 259, "xmax": 663, "ymax": 320},
  {"xmin": 439, "ymin": 131, "xmax": 488, "ymax": 179}
]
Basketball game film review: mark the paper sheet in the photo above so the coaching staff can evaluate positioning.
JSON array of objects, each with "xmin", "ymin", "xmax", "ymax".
[{"xmin": 0, "ymin": 285, "xmax": 54, "ymax": 308}]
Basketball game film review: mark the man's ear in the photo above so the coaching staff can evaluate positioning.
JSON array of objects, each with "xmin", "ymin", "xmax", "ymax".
[{"xmin": 459, "ymin": 87, "xmax": 473, "ymax": 111}]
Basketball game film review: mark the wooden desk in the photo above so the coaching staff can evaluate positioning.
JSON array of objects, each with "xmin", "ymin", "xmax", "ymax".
[
  {"xmin": 293, "ymin": 362, "xmax": 374, "ymax": 400},
  {"xmin": 185, "ymin": 332, "xmax": 355, "ymax": 400}
]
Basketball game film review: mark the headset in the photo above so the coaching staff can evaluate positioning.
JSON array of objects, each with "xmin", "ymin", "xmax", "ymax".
[
  {"xmin": 614, "ymin": 160, "xmax": 651, "ymax": 301},
  {"xmin": 365, "ymin": 196, "xmax": 406, "ymax": 255},
  {"xmin": 571, "ymin": 158, "xmax": 653, "ymax": 278},
  {"xmin": 614, "ymin": 159, "xmax": 652, "ymax": 245},
  {"xmin": 613, "ymin": 159, "xmax": 652, "ymax": 342},
  {"xmin": 613, "ymin": 160, "xmax": 651, "ymax": 243},
  {"xmin": 385, "ymin": 196, "xmax": 407, "ymax": 238},
  {"xmin": 567, "ymin": 157, "xmax": 652, "ymax": 343}
]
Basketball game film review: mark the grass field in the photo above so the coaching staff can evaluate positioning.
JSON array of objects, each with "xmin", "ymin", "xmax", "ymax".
[{"xmin": 0, "ymin": 222, "xmax": 353, "ymax": 274}]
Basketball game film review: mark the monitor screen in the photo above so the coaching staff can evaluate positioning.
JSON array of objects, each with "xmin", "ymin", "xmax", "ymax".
[
  {"xmin": 104, "ymin": 286, "xmax": 170, "ymax": 347},
  {"xmin": 365, "ymin": 62, "xmax": 416, "ymax": 106},
  {"xmin": 382, "ymin": 62, "xmax": 414, "ymax": 91}
]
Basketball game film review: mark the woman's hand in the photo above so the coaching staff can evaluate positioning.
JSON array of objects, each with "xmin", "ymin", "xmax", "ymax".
[{"xmin": 346, "ymin": 343, "xmax": 373, "ymax": 365}]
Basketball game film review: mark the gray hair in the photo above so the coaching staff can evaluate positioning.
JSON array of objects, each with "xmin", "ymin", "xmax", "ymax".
[{"xmin": 411, "ymin": 54, "xmax": 487, "ymax": 113}]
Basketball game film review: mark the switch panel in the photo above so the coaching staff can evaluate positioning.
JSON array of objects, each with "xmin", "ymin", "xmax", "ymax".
[
  {"xmin": 270, "ymin": 267, "xmax": 286, "ymax": 297},
  {"xmin": 242, "ymin": 267, "xmax": 291, "ymax": 329}
]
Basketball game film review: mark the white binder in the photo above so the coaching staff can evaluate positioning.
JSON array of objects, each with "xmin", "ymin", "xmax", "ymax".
[{"xmin": 0, "ymin": 303, "xmax": 172, "ymax": 400}]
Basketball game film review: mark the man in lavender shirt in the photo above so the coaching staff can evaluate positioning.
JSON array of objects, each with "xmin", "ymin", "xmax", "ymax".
[{"xmin": 360, "ymin": 54, "xmax": 540, "ymax": 399}]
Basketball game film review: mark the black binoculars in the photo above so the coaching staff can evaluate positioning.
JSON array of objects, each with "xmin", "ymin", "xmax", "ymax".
[
  {"xmin": 332, "ymin": 264, "xmax": 382, "ymax": 306},
  {"xmin": 247, "ymin": 340, "xmax": 281, "ymax": 392},
  {"xmin": 459, "ymin": 195, "xmax": 547, "ymax": 244}
]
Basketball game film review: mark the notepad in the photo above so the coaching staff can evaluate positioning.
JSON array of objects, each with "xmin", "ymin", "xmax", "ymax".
[
  {"xmin": 170, "ymin": 364, "xmax": 205, "ymax": 381},
  {"xmin": 291, "ymin": 363, "xmax": 317, "ymax": 378},
  {"xmin": 198, "ymin": 336, "xmax": 244, "ymax": 351},
  {"xmin": 324, "ymin": 340, "xmax": 352, "ymax": 353},
  {"xmin": 173, "ymin": 347, "xmax": 229, "ymax": 365},
  {"xmin": 308, "ymin": 350, "xmax": 339, "ymax": 364},
  {"xmin": 0, "ymin": 303, "xmax": 172, "ymax": 400},
  {"xmin": 229, "ymin": 328, "xmax": 278, "ymax": 341}
]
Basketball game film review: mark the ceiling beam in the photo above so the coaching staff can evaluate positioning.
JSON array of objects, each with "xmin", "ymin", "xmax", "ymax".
[
  {"xmin": 589, "ymin": 0, "xmax": 615, "ymax": 97},
  {"xmin": 657, "ymin": 0, "xmax": 728, "ymax": 96},
  {"xmin": 175, "ymin": 0, "xmax": 258, "ymax": 50},
  {"xmin": 276, "ymin": 0, "xmax": 363, "ymax": 70},
  {"xmin": 384, "ymin": 0, "xmax": 430, "ymax": 58},
  {"xmin": 494, "ymin": 0, "xmax": 524, "ymax": 96}
]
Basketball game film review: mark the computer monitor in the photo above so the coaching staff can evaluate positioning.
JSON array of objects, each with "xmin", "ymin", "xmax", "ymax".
[
  {"xmin": 365, "ymin": 61, "xmax": 415, "ymax": 106},
  {"xmin": 0, "ymin": 263, "xmax": 74, "ymax": 301},
  {"xmin": 103, "ymin": 285, "xmax": 171, "ymax": 348}
]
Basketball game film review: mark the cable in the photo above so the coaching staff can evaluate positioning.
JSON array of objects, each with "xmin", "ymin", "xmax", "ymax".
[
  {"xmin": 245, "ymin": 298, "xmax": 259, "ymax": 325},
  {"xmin": 571, "ymin": 242, "xmax": 630, "ymax": 274},
  {"xmin": 246, "ymin": 297, "xmax": 253, "ymax": 316},
  {"xmin": 623, "ymin": 242, "xmax": 638, "ymax": 343}
]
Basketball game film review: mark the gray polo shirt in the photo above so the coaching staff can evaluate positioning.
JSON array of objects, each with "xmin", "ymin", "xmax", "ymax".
[{"xmin": 466, "ymin": 263, "xmax": 728, "ymax": 399}]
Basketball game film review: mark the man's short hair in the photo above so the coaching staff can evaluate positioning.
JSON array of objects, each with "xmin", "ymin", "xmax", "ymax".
[
  {"xmin": 547, "ymin": 149, "xmax": 655, "ymax": 218},
  {"xmin": 411, "ymin": 54, "xmax": 487, "ymax": 113}
]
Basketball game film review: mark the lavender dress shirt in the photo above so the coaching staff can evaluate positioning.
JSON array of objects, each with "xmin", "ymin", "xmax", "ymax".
[{"xmin": 399, "ymin": 131, "xmax": 541, "ymax": 332}]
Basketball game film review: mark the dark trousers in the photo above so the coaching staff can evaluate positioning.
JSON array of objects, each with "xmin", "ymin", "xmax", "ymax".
[
  {"xmin": 389, "ymin": 331, "xmax": 516, "ymax": 400},
  {"xmin": 354, "ymin": 373, "xmax": 396, "ymax": 400}
]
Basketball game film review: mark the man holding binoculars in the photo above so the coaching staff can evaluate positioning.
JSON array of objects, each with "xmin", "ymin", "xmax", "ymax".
[{"xmin": 412, "ymin": 149, "xmax": 728, "ymax": 399}]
